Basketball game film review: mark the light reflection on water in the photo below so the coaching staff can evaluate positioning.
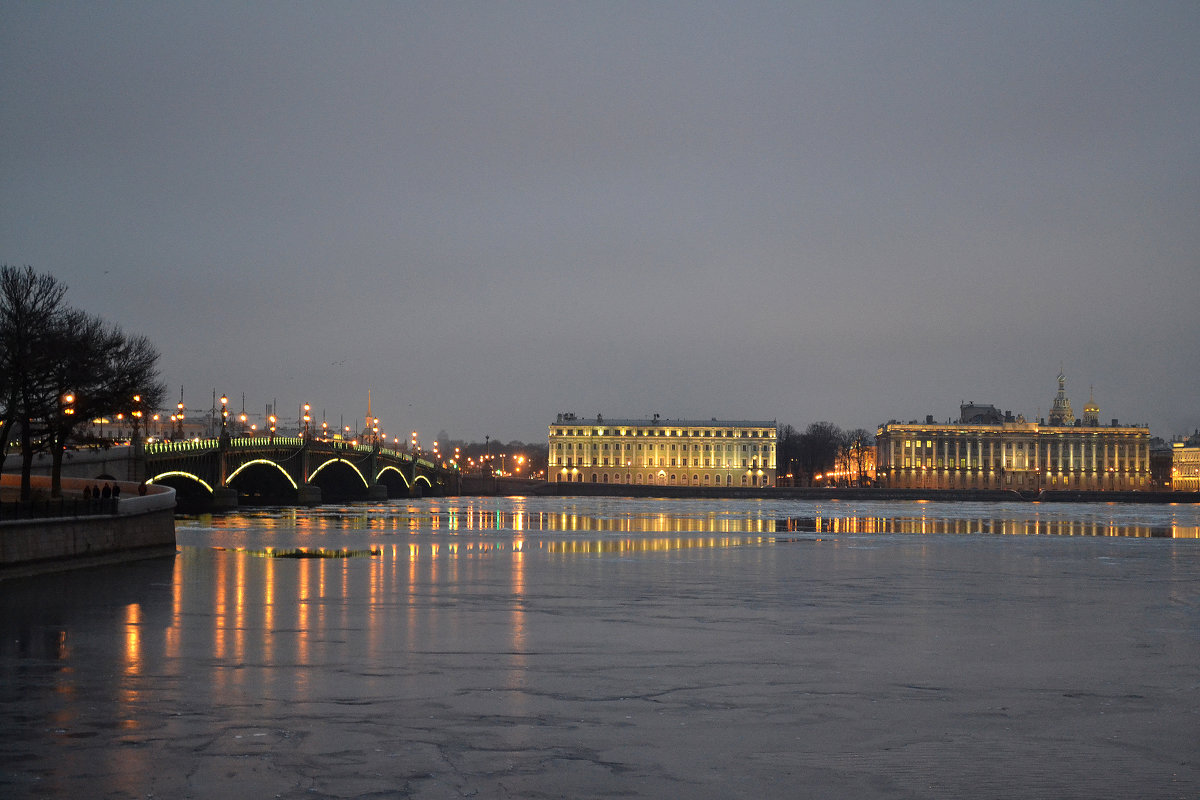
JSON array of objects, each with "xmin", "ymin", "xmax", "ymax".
[
  {"xmin": 177, "ymin": 496, "xmax": 1200, "ymax": 550},
  {"xmin": 163, "ymin": 497, "xmax": 1200, "ymax": 714},
  {"xmin": 4, "ymin": 495, "xmax": 1200, "ymax": 799},
  {"xmin": 158, "ymin": 497, "xmax": 1200, "ymax": 700}
]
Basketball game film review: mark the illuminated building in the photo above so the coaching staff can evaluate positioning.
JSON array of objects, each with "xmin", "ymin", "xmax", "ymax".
[
  {"xmin": 1171, "ymin": 443, "xmax": 1200, "ymax": 492},
  {"xmin": 875, "ymin": 375, "xmax": 1151, "ymax": 491},
  {"xmin": 549, "ymin": 413, "xmax": 777, "ymax": 487},
  {"xmin": 823, "ymin": 443, "xmax": 876, "ymax": 487}
]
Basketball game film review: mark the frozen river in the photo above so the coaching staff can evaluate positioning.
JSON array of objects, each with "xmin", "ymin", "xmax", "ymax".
[{"xmin": 2, "ymin": 497, "xmax": 1199, "ymax": 798}]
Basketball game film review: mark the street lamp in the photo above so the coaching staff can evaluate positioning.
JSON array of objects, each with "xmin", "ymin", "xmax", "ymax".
[
  {"xmin": 269, "ymin": 414, "xmax": 277, "ymax": 443},
  {"xmin": 219, "ymin": 394, "xmax": 228, "ymax": 438},
  {"xmin": 303, "ymin": 403, "xmax": 311, "ymax": 439},
  {"xmin": 131, "ymin": 394, "xmax": 145, "ymax": 443}
]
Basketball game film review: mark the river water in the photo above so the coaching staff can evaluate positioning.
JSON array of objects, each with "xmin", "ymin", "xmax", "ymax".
[{"xmin": 2, "ymin": 497, "xmax": 1199, "ymax": 799}]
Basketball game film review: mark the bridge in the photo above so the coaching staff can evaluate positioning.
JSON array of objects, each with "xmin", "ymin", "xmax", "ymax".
[{"xmin": 27, "ymin": 436, "xmax": 460, "ymax": 510}]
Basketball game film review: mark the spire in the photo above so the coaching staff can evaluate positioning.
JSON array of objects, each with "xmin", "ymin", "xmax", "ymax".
[{"xmin": 1048, "ymin": 368, "xmax": 1075, "ymax": 426}]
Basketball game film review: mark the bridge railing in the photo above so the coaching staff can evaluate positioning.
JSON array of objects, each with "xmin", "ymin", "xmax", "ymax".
[
  {"xmin": 140, "ymin": 437, "xmax": 457, "ymax": 478},
  {"xmin": 232, "ymin": 437, "xmax": 303, "ymax": 448},
  {"xmin": 145, "ymin": 439, "xmax": 221, "ymax": 455},
  {"xmin": 145, "ymin": 437, "xmax": 307, "ymax": 455}
]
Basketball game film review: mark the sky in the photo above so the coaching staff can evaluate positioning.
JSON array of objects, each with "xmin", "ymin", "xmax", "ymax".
[{"xmin": 3, "ymin": 1, "xmax": 1198, "ymax": 444}]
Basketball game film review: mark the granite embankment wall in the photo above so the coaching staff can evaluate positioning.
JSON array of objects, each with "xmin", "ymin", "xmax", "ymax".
[
  {"xmin": 1, "ymin": 474, "xmax": 177, "ymax": 577},
  {"xmin": 462, "ymin": 477, "xmax": 1199, "ymax": 504}
]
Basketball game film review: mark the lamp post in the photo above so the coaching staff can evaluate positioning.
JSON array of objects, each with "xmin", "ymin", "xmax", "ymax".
[
  {"xmin": 131, "ymin": 394, "xmax": 144, "ymax": 442},
  {"xmin": 303, "ymin": 403, "xmax": 311, "ymax": 439},
  {"xmin": 269, "ymin": 414, "xmax": 276, "ymax": 444},
  {"xmin": 219, "ymin": 394, "xmax": 228, "ymax": 439}
]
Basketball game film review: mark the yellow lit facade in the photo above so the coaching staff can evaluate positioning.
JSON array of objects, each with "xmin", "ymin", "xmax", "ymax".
[
  {"xmin": 1171, "ymin": 443, "xmax": 1200, "ymax": 492},
  {"xmin": 875, "ymin": 377, "xmax": 1150, "ymax": 491},
  {"xmin": 875, "ymin": 420, "xmax": 1151, "ymax": 491},
  {"xmin": 549, "ymin": 414, "xmax": 777, "ymax": 487}
]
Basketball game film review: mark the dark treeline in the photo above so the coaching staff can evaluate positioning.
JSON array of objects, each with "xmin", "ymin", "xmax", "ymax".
[
  {"xmin": 0, "ymin": 265, "xmax": 166, "ymax": 500},
  {"xmin": 777, "ymin": 422, "xmax": 875, "ymax": 487},
  {"xmin": 439, "ymin": 423, "xmax": 871, "ymax": 486},
  {"xmin": 434, "ymin": 434, "xmax": 549, "ymax": 477}
]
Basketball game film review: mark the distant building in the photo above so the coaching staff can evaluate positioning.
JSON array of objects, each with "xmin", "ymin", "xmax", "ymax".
[
  {"xmin": 1171, "ymin": 442, "xmax": 1200, "ymax": 492},
  {"xmin": 959, "ymin": 402, "xmax": 1004, "ymax": 425},
  {"xmin": 1150, "ymin": 439, "xmax": 1175, "ymax": 490},
  {"xmin": 824, "ymin": 442, "xmax": 876, "ymax": 487},
  {"xmin": 549, "ymin": 413, "xmax": 777, "ymax": 487},
  {"xmin": 875, "ymin": 374, "xmax": 1151, "ymax": 491}
]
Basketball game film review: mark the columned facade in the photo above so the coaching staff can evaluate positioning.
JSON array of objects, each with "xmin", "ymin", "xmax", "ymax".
[
  {"xmin": 1172, "ymin": 444, "xmax": 1200, "ymax": 492},
  {"xmin": 875, "ymin": 420, "xmax": 1151, "ymax": 491},
  {"xmin": 549, "ymin": 414, "xmax": 777, "ymax": 487}
]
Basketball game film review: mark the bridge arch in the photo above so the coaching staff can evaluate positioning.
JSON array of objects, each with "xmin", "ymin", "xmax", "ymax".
[
  {"xmin": 374, "ymin": 465, "xmax": 411, "ymax": 498},
  {"xmin": 307, "ymin": 457, "xmax": 372, "ymax": 502},
  {"xmin": 311, "ymin": 458, "xmax": 369, "ymax": 488},
  {"xmin": 149, "ymin": 470, "xmax": 215, "ymax": 513},
  {"xmin": 226, "ymin": 459, "xmax": 300, "ymax": 505},
  {"xmin": 228, "ymin": 459, "xmax": 298, "ymax": 489},
  {"xmin": 375, "ymin": 465, "xmax": 410, "ymax": 487},
  {"xmin": 150, "ymin": 470, "xmax": 214, "ymax": 493}
]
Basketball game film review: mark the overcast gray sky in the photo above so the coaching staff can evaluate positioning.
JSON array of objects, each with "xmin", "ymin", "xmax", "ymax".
[{"xmin": 3, "ymin": 1, "xmax": 1198, "ymax": 444}]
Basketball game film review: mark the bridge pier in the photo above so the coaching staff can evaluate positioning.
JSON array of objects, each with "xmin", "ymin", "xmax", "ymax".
[
  {"xmin": 212, "ymin": 486, "xmax": 238, "ymax": 511},
  {"xmin": 297, "ymin": 483, "xmax": 322, "ymax": 506},
  {"xmin": 367, "ymin": 484, "xmax": 389, "ymax": 502}
]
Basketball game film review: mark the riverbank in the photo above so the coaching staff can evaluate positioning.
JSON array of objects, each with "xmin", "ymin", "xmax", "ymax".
[
  {"xmin": 0, "ymin": 474, "xmax": 177, "ymax": 579},
  {"xmin": 462, "ymin": 477, "xmax": 1200, "ymax": 504}
]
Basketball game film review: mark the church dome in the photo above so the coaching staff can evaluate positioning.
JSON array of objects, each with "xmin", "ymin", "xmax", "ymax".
[{"xmin": 1082, "ymin": 387, "xmax": 1100, "ymax": 426}]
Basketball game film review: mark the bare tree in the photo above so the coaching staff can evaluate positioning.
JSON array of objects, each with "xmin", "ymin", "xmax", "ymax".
[
  {"xmin": 836, "ymin": 428, "xmax": 875, "ymax": 486},
  {"xmin": 2, "ymin": 265, "xmax": 167, "ymax": 497},
  {"xmin": 0, "ymin": 265, "xmax": 68, "ymax": 499},
  {"xmin": 797, "ymin": 422, "xmax": 843, "ymax": 486}
]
